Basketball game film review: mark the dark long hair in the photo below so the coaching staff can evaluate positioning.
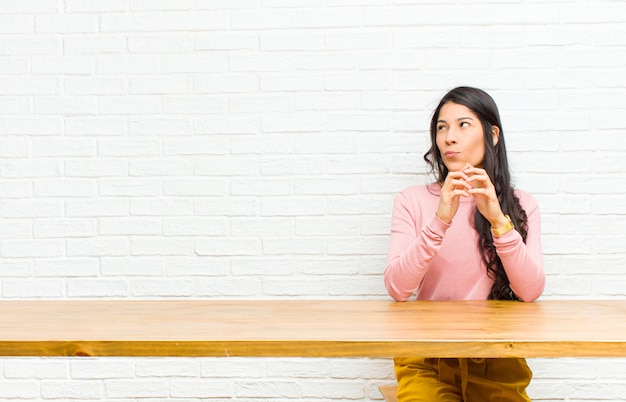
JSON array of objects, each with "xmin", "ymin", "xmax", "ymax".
[{"xmin": 424, "ymin": 86, "xmax": 528, "ymax": 300}]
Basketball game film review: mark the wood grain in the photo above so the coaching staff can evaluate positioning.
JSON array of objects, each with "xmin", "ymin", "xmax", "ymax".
[{"xmin": 1, "ymin": 300, "xmax": 625, "ymax": 358}]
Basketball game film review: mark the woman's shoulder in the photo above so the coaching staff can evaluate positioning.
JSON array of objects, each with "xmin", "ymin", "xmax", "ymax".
[
  {"xmin": 396, "ymin": 183, "xmax": 439, "ymax": 199},
  {"xmin": 393, "ymin": 184, "xmax": 440, "ymax": 209},
  {"xmin": 514, "ymin": 188, "xmax": 539, "ymax": 210}
]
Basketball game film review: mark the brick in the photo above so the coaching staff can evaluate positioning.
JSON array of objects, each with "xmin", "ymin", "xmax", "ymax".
[
  {"xmin": 35, "ymin": 14, "xmax": 98, "ymax": 33},
  {"xmin": 65, "ymin": 0, "xmax": 127, "ymax": 12},
  {"xmin": 231, "ymin": 258, "xmax": 294, "ymax": 276},
  {"xmin": 71, "ymin": 360, "xmax": 134, "ymax": 379},
  {"xmin": 295, "ymin": 177, "xmax": 359, "ymax": 195},
  {"xmin": 66, "ymin": 198, "xmax": 130, "ymax": 217},
  {"xmin": 2, "ymin": 279, "xmax": 64, "ymax": 298},
  {"xmin": 99, "ymin": 217, "xmax": 161, "ymax": 236},
  {"xmin": 325, "ymin": 72, "xmax": 391, "ymax": 91},
  {"xmin": 34, "ymin": 179, "xmax": 98, "ymax": 197},
  {"xmin": 35, "ymin": 258, "xmax": 99, "ymax": 277},
  {"xmin": 100, "ymin": 13, "xmax": 164, "ymax": 33},
  {"xmin": 104, "ymin": 380, "xmax": 168, "ymax": 398},
  {"xmin": 101, "ymin": 257, "xmax": 166, "ymax": 277},
  {"xmin": 131, "ymin": 278, "xmax": 195, "ymax": 297},
  {"xmin": 231, "ymin": 9, "xmax": 294, "ymax": 30},
  {"xmin": 194, "ymin": 32, "xmax": 258, "ymax": 51},
  {"xmin": 301, "ymin": 380, "xmax": 364, "ymax": 398},
  {"xmin": 163, "ymin": 11, "xmax": 230, "ymax": 31},
  {"xmin": 63, "ymin": 34, "xmax": 127, "ymax": 54},
  {"xmin": 1, "ymin": 240, "xmax": 64, "ymax": 258},
  {"xmin": 130, "ymin": 76, "xmax": 192, "ymax": 95},
  {"xmin": 295, "ymin": 7, "xmax": 362, "ymax": 28},
  {"xmin": 163, "ymin": 95, "xmax": 227, "ymax": 114},
  {"xmin": 3, "ymin": 360, "xmax": 68, "ymax": 379},
  {"xmin": 1, "ymin": 199, "xmax": 63, "ymax": 218},
  {"xmin": 65, "ymin": 117, "xmax": 126, "ymax": 136},
  {"xmin": 162, "ymin": 217, "xmax": 227, "ymax": 236},
  {"xmin": 34, "ymin": 219, "xmax": 97, "ymax": 238},
  {"xmin": 262, "ymin": 237, "xmax": 326, "ymax": 255},
  {"xmin": 161, "ymin": 54, "xmax": 228, "ymax": 74},
  {"xmin": 195, "ymin": 238, "xmax": 260, "ymax": 257},
  {"xmin": 260, "ymin": 31, "xmax": 325, "ymax": 51},
  {"xmin": 196, "ymin": 277, "xmax": 262, "ymax": 297},
  {"xmin": 295, "ymin": 217, "xmax": 358, "ymax": 236},
  {"xmin": 201, "ymin": 358, "xmax": 265, "ymax": 378},
  {"xmin": 0, "ymin": 381, "xmax": 40, "ymax": 399},
  {"xmin": 136, "ymin": 358, "xmax": 199, "ymax": 377},
  {"xmin": 163, "ymin": 178, "xmax": 228, "ymax": 196},
  {"xmin": 166, "ymin": 258, "xmax": 228, "ymax": 276},
  {"xmin": 100, "ymin": 178, "xmax": 162, "ymax": 196},
  {"xmin": 64, "ymin": 77, "xmax": 126, "ymax": 95},
  {"xmin": 0, "ymin": 15, "xmax": 33, "ymax": 33},
  {"xmin": 231, "ymin": 217, "xmax": 294, "ymax": 237},
  {"xmin": 261, "ymin": 197, "xmax": 326, "ymax": 217},
  {"xmin": 194, "ymin": 198, "xmax": 257, "ymax": 217},
  {"xmin": 96, "ymin": 55, "xmax": 161, "ymax": 74},
  {"xmin": 194, "ymin": 74, "xmax": 258, "ymax": 93},
  {"xmin": 5, "ymin": 34, "xmax": 60, "ymax": 54},
  {"xmin": 99, "ymin": 95, "xmax": 162, "ymax": 115},
  {"xmin": 230, "ymin": 54, "xmax": 293, "ymax": 72},
  {"xmin": 0, "ymin": 219, "xmax": 32, "ymax": 239},
  {"xmin": 65, "ymin": 159, "xmax": 127, "ymax": 177},
  {"xmin": 129, "ymin": 158, "xmax": 194, "ymax": 176},
  {"xmin": 326, "ymin": 236, "xmax": 388, "ymax": 255},
  {"xmin": 170, "ymin": 380, "xmax": 232, "ymax": 398},
  {"xmin": 260, "ymin": 156, "xmax": 325, "ymax": 176},
  {"xmin": 0, "ymin": 77, "xmax": 58, "ymax": 95},
  {"xmin": 66, "ymin": 279, "xmax": 129, "ymax": 297},
  {"xmin": 196, "ymin": 156, "xmax": 260, "ymax": 176},
  {"xmin": 163, "ymin": 136, "xmax": 228, "ymax": 155},
  {"xmin": 130, "ymin": 237, "xmax": 193, "ymax": 256},
  {"xmin": 295, "ymin": 258, "xmax": 359, "ymax": 276},
  {"xmin": 230, "ymin": 95, "xmax": 291, "ymax": 113},
  {"xmin": 0, "ymin": 137, "xmax": 28, "ymax": 158},
  {"xmin": 131, "ymin": 198, "xmax": 193, "ymax": 216},
  {"xmin": 31, "ymin": 56, "xmax": 95, "ymax": 75},
  {"xmin": 230, "ymin": 178, "xmax": 293, "ymax": 196},
  {"xmin": 66, "ymin": 238, "xmax": 129, "ymax": 257}
]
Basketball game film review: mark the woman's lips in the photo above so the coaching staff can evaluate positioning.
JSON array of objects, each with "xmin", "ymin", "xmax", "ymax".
[{"xmin": 444, "ymin": 151, "xmax": 459, "ymax": 158}]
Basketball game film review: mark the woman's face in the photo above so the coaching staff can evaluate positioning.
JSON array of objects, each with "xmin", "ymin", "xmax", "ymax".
[{"xmin": 435, "ymin": 101, "xmax": 488, "ymax": 172}]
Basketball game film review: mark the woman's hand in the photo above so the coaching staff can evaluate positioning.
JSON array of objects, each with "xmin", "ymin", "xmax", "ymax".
[
  {"xmin": 463, "ymin": 164, "xmax": 508, "ymax": 227},
  {"xmin": 436, "ymin": 169, "xmax": 472, "ymax": 224}
]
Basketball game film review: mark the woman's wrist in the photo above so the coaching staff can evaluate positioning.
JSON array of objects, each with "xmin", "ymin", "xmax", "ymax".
[
  {"xmin": 491, "ymin": 214, "xmax": 514, "ymax": 238},
  {"xmin": 490, "ymin": 214, "xmax": 510, "ymax": 229}
]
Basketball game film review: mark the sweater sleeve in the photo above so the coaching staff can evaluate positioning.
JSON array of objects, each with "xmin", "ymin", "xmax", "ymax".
[
  {"xmin": 384, "ymin": 192, "xmax": 450, "ymax": 301},
  {"xmin": 494, "ymin": 193, "xmax": 545, "ymax": 302}
]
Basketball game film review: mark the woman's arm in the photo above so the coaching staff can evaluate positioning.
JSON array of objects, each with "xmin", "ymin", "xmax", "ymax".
[
  {"xmin": 495, "ymin": 194, "xmax": 545, "ymax": 302},
  {"xmin": 384, "ymin": 192, "xmax": 450, "ymax": 301}
]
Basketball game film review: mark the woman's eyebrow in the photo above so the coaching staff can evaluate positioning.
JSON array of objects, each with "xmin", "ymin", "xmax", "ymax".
[{"xmin": 437, "ymin": 116, "xmax": 474, "ymax": 123}]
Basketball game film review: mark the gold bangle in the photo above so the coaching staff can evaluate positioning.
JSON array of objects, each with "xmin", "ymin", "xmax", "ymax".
[{"xmin": 491, "ymin": 215, "xmax": 514, "ymax": 238}]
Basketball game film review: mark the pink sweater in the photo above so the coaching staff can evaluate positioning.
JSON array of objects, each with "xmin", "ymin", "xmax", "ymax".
[{"xmin": 384, "ymin": 184, "xmax": 545, "ymax": 302}]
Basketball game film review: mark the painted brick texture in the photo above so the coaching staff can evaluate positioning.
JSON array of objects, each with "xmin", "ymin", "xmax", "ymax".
[{"xmin": 1, "ymin": 1, "xmax": 626, "ymax": 400}]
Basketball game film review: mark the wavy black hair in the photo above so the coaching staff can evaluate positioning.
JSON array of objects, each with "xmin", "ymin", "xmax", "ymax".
[{"xmin": 424, "ymin": 86, "xmax": 528, "ymax": 300}]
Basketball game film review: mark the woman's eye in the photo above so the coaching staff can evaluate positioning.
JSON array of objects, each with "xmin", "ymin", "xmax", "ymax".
[
  {"xmin": 437, "ymin": 125, "xmax": 447, "ymax": 131},
  {"xmin": 460, "ymin": 121, "xmax": 470, "ymax": 127}
]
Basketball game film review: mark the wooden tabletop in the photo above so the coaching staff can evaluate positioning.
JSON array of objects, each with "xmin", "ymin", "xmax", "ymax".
[{"xmin": 1, "ymin": 299, "xmax": 625, "ymax": 358}]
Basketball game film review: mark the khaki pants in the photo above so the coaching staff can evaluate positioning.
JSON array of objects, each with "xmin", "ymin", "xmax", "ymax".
[{"xmin": 394, "ymin": 357, "xmax": 532, "ymax": 402}]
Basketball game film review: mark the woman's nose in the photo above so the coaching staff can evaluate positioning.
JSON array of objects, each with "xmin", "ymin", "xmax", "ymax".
[{"xmin": 445, "ymin": 130, "xmax": 458, "ymax": 144}]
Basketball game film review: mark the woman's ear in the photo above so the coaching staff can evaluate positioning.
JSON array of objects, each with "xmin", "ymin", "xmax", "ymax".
[{"xmin": 492, "ymin": 125, "xmax": 500, "ymax": 146}]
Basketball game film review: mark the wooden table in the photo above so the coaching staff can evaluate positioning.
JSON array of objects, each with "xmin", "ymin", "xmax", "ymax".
[{"xmin": 1, "ymin": 299, "xmax": 625, "ymax": 358}]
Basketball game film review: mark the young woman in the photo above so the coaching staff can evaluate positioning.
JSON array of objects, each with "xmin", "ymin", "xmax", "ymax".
[{"xmin": 384, "ymin": 87, "xmax": 545, "ymax": 401}]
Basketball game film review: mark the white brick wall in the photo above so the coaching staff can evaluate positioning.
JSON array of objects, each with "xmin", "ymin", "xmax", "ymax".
[{"xmin": 1, "ymin": 0, "xmax": 625, "ymax": 400}]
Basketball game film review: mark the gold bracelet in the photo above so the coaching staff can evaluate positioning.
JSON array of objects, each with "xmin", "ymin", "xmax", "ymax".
[{"xmin": 491, "ymin": 215, "xmax": 514, "ymax": 238}]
